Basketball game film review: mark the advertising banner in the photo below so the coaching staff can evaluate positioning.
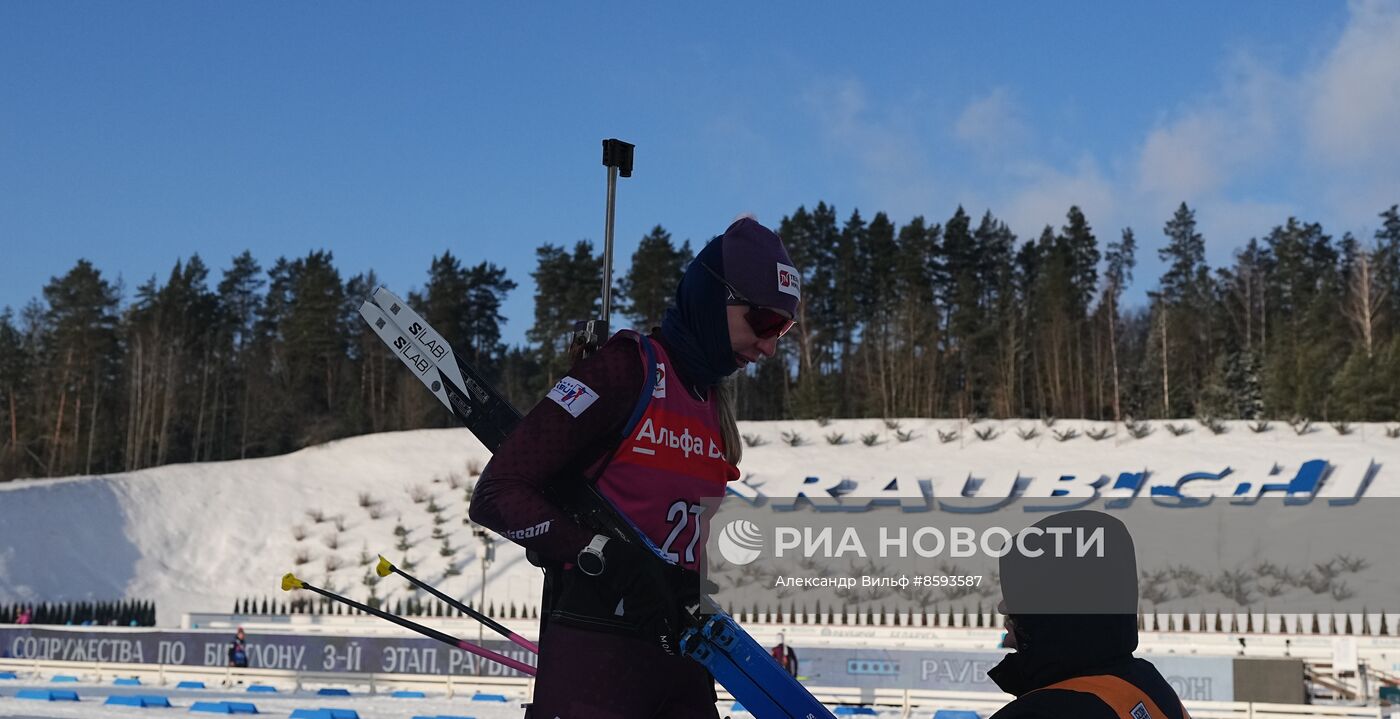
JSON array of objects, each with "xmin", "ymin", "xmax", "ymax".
[
  {"xmin": 0, "ymin": 626, "xmax": 534, "ymax": 678},
  {"xmin": 0, "ymin": 626, "xmax": 1235, "ymax": 699}
]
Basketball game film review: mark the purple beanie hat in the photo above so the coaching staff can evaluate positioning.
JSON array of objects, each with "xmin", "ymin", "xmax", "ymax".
[{"xmin": 718, "ymin": 217, "xmax": 801, "ymax": 318}]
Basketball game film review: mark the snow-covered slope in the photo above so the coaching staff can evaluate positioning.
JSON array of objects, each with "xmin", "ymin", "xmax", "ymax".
[
  {"xmin": 1, "ymin": 419, "xmax": 1397, "ymax": 625},
  {"xmin": 0, "ymin": 429, "xmax": 503, "ymax": 624}
]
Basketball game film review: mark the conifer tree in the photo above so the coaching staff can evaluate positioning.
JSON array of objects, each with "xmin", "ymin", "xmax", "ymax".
[
  {"xmin": 1101, "ymin": 228, "xmax": 1137, "ymax": 420},
  {"xmin": 0, "ymin": 310, "xmax": 30, "ymax": 478},
  {"xmin": 1152, "ymin": 203, "xmax": 1213, "ymax": 416},
  {"xmin": 528, "ymin": 241, "xmax": 601, "ymax": 382},
  {"xmin": 619, "ymin": 225, "xmax": 691, "ymax": 331},
  {"xmin": 38, "ymin": 260, "xmax": 122, "ymax": 476},
  {"xmin": 778, "ymin": 203, "xmax": 840, "ymax": 417}
]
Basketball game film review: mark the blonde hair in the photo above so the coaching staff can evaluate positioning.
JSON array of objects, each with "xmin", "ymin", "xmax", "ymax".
[{"xmin": 718, "ymin": 379, "xmax": 742, "ymax": 466}]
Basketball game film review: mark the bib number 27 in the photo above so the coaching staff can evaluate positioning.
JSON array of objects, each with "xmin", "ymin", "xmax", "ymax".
[{"xmin": 659, "ymin": 500, "xmax": 705, "ymax": 564}]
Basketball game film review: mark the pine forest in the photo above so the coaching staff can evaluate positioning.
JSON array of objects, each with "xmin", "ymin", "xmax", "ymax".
[{"xmin": 2, "ymin": 201, "xmax": 1398, "ymax": 482}]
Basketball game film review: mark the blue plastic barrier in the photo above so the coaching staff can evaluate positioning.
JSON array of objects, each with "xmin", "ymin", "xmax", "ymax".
[
  {"xmin": 177, "ymin": 680, "xmax": 207, "ymax": 689},
  {"xmin": 189, "ymin": 701, "xmax": 260, "ymax": 714},
  {"xmin": 391, "ymin": 690, "xmax": 426, "ymax": 698},
  {"xmin": 106, "ymin": 695, "xmax": 169, "ymax": 707},
  {"xmin": 114, "ymin": 677, "xmax": 143, "ymax": 686},
  {"xmin": 18, "ymin": 688, "xmax": 81, "ymax": 701},
  {"xmin": 471, "ymin": 692, "xmax": 508, "ymax": 702},
  {"xmin": 933, "ymin": 711, "xmax": 981, "ymax": 719},
  {"xmin": 316, "ymin": 688, "xmax": 351, "ymax": 696},
  {"xmin": 290, "ymin": 710, "xmax": 358, "ymax": 719},
  {"xmin": 246, "ymin": 684, "xmax": 277, "ymax": 693},
  {"xmin": 835, "ymin": 708, "xmax": 877, "ymax": 716},
  {"xmin": 50, "ymin": 674, "xmax": 80, "ymax": 682},
  {"xmin": 0, "ymin": 671, "xmax": 18, "ymax": 679}
]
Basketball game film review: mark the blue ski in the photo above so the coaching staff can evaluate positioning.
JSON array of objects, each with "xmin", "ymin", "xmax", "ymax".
[
  {"xmin": 684, "ymin": 615, "xmax": 832, "ymax": 718},
  {"xmin": 360, "ymin": 287, "xmax": 835, "ymax": 719}
]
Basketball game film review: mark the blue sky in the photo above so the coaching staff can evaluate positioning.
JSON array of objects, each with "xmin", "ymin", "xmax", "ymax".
[{"xmin": 3, "ymin": 2, "xmax": 1399, "ymax": 345}]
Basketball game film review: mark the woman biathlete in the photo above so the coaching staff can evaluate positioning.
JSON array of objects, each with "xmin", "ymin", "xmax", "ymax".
[{"xmin": 469, "ymin": 217, "xmax": 800, "ymax": 718}]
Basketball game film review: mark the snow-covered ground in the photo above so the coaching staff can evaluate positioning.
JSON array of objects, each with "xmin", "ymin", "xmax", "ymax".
[
  {"xmin": 0, "ymin": 678, "xmax": 908, "ymax": 719},
  {"xmin": 1, "ymin": 419, "xmax": 1397, "ymax": 625},
  {"xmin": 0, "ymin": 679, "xmax": 526, "ymax": 719},
  {"xmin": 0, "ymin": 680, "xmax": 788, "ymax": 719}
]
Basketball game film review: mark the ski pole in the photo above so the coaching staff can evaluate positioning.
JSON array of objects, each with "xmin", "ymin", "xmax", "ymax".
[
  {"xmin": 279, "ymin": 573, "xmax": 537, "ymax": 676},
  {"xmin": 375, "ymin": 556, "xmax": 539, "ymax": 654}
]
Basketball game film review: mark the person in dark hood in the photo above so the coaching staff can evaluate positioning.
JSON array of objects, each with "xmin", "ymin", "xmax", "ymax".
[{"xmin": 988, "ymin": 510, "xmax": 1190, "ymax": 719}]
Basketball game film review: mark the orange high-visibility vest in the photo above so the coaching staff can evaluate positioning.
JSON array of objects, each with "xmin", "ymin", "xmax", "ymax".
[{"xmin": 1037, "ymin": 674, "xmax": 1191, "ymax": 719}]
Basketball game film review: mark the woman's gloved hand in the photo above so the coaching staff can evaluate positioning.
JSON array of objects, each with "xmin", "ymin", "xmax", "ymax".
[{"xmin": 589, "ymin": 536, "xmax": 706, "ymax": 655}]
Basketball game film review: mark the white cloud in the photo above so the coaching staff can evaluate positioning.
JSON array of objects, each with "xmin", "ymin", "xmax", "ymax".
[
  {"xmin": 1134, "ymin": 55, "xmax": 1286, "ymax": 203},
  {"xmin": 809, "ymin": 76, "xmax": 870, "ymax": 138},
  {"xmin": 1136, "ymin": 114, "xmax": 1229, "ymax": 202},
  {"xmin": 793, "ymin": 0, "xmax": 1398, "ymax": 255},
  {"xmin": 1305, "ymin": 0, "xmax": 1400, "ymax": 171},
  {"xmin": 1303, "ymin": 0, "xmax": 1400, "ymax": 230},
  {"xmin": 1192, "ymin": 199, "xmax": 1299, "ymax": 265},
  {"xmin": 1003, "ymin": 156, "xmax": 1118, "ymax": 240},
  {"xmin": 1130, "ymin": 0, "xmax": 1400, "ymax": 234},
  {"xmin": 802, "ymin": 77, "xmax": 942, "ymax": 219},
  {"xmin": 954, "ymin": 88, "xmax": 1028, "ymax": 157}
]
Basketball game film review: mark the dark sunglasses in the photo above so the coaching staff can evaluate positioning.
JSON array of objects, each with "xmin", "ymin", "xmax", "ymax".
[{"xmin": 697, "ymin": 261, "xmax": 796, "ymax": 340}]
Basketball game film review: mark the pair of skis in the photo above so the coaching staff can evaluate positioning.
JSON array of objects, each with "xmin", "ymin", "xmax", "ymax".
[{"xmin": 358, "ymin": 286, "xmax": 834, "ymax": 719}]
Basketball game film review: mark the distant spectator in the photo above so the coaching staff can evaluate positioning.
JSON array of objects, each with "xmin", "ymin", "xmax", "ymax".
[
  {"xmin": 227, "ymin": 626, "xmax": 249, "ymax": 668},
  {"xmin": 770, "ymin": 632, "xmax": 799, "ymax": 678},
  {"xmin": 15, "ymin": 608, "xmax": 31, "ymax": 625}
]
